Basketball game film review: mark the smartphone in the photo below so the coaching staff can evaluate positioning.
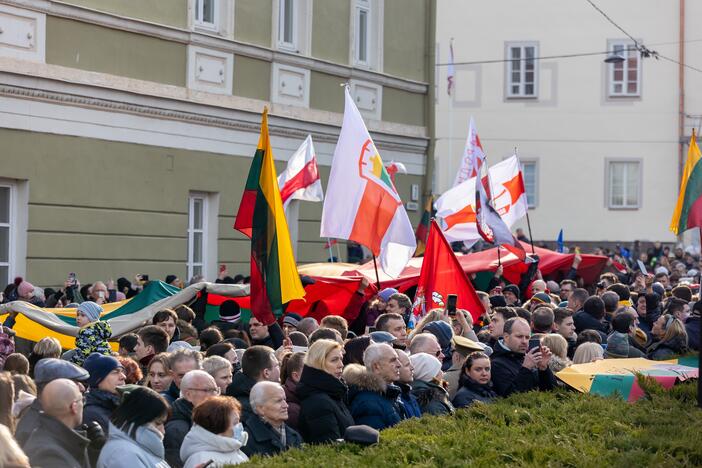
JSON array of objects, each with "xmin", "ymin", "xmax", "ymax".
[
  {"xmin": 141, "ymin": 274, "xmax": 149, "ymax": 282},
  {"xmin": 446, "ymin": 294, "xmax": 457, "ymax": 317},
  {"xmin": 219, "ymin": 264, "xmax": 226, "ymax": 273},
  {"xmin": 68, "ymin": 272, "xmax": 76, "ymax": 286},
  {"xmin": 98, "ymin": 291, "xmax": 105, "ymax": 299},
  {"xmin": 528, "ymin": 337, "xmax": 541, "ymax": 352}
]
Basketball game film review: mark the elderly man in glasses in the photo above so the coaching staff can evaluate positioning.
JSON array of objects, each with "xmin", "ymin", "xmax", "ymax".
[{"xmin": 164, "ymin": 370, "xmax": 219, "ymax": 468}]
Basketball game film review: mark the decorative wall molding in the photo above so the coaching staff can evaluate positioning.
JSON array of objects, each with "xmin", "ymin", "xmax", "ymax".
[{"xmin": 2, "ymin": 0, "xmax": 428, "ymax": 94}]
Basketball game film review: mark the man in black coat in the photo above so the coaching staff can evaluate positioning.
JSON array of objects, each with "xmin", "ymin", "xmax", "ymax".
[
  {"xmin": 490, "ymin": 317, "xmax": 557, "ymax": 397},
  {"xmin": 23, "ymin": 379, "xmax": 91, "ymax": 468},
  {"xmin": 226, "ymin": 345, "xmax": 281, "ymax": 424},
  {"xmin": 164, "ymin": 370, "xmax": 219, "ymax": 468},
  {"xmin": 243, "ymin": 381, "xmax": 302, "ymax": 457},
  {"xmin": 296, "ymin": 364, "xmax": 355, "ymax": 443},
  {"xmin": 573, "ymin": 296, "xmax": 609, "ymax": 342}
]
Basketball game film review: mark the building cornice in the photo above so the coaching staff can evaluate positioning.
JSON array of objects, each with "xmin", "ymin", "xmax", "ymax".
[
  {"xmin": 3, "ymin": 0, "xmax": 428, "ymax": 94},
  {"xmin": 0, "ymin": 59, "xmax": 428, "ymax": 155}
]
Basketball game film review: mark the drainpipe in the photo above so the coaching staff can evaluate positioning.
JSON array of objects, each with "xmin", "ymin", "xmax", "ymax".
[
  {"xmin": 678, "ymin": 0, "xmax": 685, "ymax": 186},
  {"xmin": 421, "ymin": 0, "xmax": 437, "ymax": 207}
]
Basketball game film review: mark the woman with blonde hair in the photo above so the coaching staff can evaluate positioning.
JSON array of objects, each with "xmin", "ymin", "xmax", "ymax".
[
  {"xmin": 28, "ymin": 337, "xmax": 61, "ymax": 376},
  {"xmin": 295, "ymin": 339, "xmax": 354, "ymax": 444},
  {"xmin": 540, "ymin": 334, "xmax": 572, "ymax": 372},
  {"xmin": 648, "ymin": 314, "xmax": 689, "ymax": 361},
  {"xmin": 572, "ymin": 342, "xmax": 604, "ymax": 364},
  {"xmin": 0, "ymin": 423, "xmax": 29, "ymax": 467}
]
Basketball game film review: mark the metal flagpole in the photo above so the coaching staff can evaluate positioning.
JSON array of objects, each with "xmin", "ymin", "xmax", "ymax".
[
  {"xmin": 327, "ymin": 238, "xmax": 335, "ymax": 262},
  {"xmin": 515, "ymin": 146, "xmax": 536, "ymax": 254}
]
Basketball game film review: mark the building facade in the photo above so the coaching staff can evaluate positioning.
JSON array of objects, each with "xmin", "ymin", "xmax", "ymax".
[
  {"xmin": 434, "ymin": 0, "xmax": 702, "ymax": 248},
  {"xmin": 0, "ymin": 0, "xmax": 434, "ymax": 287}
]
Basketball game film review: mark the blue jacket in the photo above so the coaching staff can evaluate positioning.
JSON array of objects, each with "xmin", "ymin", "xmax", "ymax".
[
  {"xmin": 397, "ymin": 382, "xmax": 422, "ymax": 418},
  {"xmin": 343, "ymin": 364, "xmax": 401, "ymax": 430}
]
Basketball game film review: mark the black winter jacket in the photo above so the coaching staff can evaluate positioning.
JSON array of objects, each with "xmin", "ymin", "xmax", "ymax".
[
  {"xmin": 452, "ymin": 376, "xmax": 498, "ymax": 408},
  {"xmin": 163, "ymin": 398, "xmax": 193, "ymax": 468},
  {"xmin": 296, "ymin": 365, "xmax": 355, "ymax": 444},
  {"xmin": 225, "ymin": 372, "xmax": 257, "ymax": 423},
  {"xmin": 82, "ymin": 388, "xmax": 120, "ymax": 434},
  {"xmin": 241, "ymin": 414, "xmax": 302, "ymax": 458},
  {"xmin": 490, "ymin": 341, "xmax": 557, "ymax": 397}
]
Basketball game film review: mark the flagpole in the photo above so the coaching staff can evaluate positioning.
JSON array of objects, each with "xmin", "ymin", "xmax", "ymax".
[
  {"xmin": 335, "ymin": 241, "xmax": 342, "ymax": 262},
  {"xmin": 515, "ymin": 146, "xmax": 536, "ymax": 254},
  {"xmin": 372, "ymin": 254, "xmax": 382, "ymax": 290},
  {"xmin": 447, "ymin": 38, "xmax": 455, "ymax": 191},
  {"xmin": 327, "ymin": 238, "xmax": 335, "ymax": 262}
]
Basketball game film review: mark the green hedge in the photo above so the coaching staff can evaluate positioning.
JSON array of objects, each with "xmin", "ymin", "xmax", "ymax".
[{"xmin": 243, "ymin": 380, "xmax": 702, "ymax": 467}]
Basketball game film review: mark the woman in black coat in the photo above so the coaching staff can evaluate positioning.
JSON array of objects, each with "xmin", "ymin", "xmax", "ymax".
[
  {"xmin": 296, "ymin": 339, "xmax": 355, "ymax": 444},
  {"xmin": 452, "ymin": 352, "xmax": 498, "ymax": 408}
]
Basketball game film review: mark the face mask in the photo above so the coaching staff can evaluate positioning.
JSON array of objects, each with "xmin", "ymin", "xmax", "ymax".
[{"xmin": 232, "ymin": 422, "xmax": 245, "ymax": 441}]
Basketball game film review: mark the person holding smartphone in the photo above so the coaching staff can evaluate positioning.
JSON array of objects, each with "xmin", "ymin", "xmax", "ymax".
[{"xmin": 489, "ymin": 317, "xmax": 557, "ymax": 397}]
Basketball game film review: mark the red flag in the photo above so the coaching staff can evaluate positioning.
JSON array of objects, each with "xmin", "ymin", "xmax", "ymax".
[{"xmin": 411, "ymin": 220, "xmax": 484, "ymax": 323}]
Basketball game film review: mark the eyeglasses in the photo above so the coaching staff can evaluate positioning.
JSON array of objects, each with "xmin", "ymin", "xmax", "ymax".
[{"xmin": 188, "ymin": 387, "xmax": 220, "ymax": 394}]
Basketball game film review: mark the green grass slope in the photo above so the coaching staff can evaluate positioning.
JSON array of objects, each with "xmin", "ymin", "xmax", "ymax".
[{"xmin": 242, "ymin": 380, "xmax": 702, "ymax": 467}]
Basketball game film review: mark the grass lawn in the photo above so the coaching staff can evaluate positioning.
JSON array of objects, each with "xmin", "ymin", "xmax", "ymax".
[{"xmin": 243, "ymin": 379, "xmax": 702, "ymax": 467}]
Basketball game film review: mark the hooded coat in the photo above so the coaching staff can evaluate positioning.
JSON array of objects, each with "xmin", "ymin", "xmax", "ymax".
[
  {"xmin": 180, "ymin": 424, "xmax": 249, "ymax": 468},
  {"xmin": 97, "ymin": 423, "xmax": 169, "ymax": 468},
  {"xmin": 296, "ymin": 365, "xmax": 355, "ymax": 444},
  {"xmin": 72, "ymin": 320, "xmax": 113, "ymax": 366},
  {"xmin": 164, "ymin": 398, "xmax": 194, "ymax": 468},
  {"xmin": 490, "ymin": 340, "xmax": 557, "ymax": 397},
  {"xmin": 343, "ymin": 365, "xmax": 402, "ymax": 430},
  {"xmin": 410, "ymin": 379, "xmax": 455, "ymax": 416}
]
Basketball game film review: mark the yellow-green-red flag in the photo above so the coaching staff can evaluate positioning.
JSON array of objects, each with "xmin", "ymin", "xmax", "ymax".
[
  {"xmin": 670, "ymin": 130, "xmax": 702, "ymax": 235},
  {"xmin": 234, "ymin": 108, "xmax": 305, "ymax": 323}
]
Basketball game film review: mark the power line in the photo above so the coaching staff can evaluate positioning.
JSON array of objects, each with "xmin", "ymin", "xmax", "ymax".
[
  {"xmin": 583, "ymin": 0, "xmax": 639, "ymax": 45},
  {"xmin": 435, "ymin": 49, "xmax": 612, "ymax": 67}
]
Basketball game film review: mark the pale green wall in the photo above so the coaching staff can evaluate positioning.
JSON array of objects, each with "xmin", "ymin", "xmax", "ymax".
[
  {"xmin": 309, "ymin": 71, "xmax": 345, "ymax": 113},
  {"xmin": 383, "ymin": 87, "xmax": 426, "ymax": 127},
  {"xmin": 1, "ymin": 127, "xmax": 423, "ymax": 285},
  {"xmin": 233, "ymin": 56, "xmax": 271, "ymax": 101},
  {"xmin": 46, "ymin": 17, "xmax": 187, "ymax": 86},
  {"xmin": 235, "ymin": 0, "xmax": 272, "ymax": 47},
  {"xmin": 311, "ymin": 0, "xmax": 350, "ymax": 64},
  {"xmin": 383, "ymin": 0, "xmax": 427, "ymax": 82},
  {"xmin": 59, "ymin": 0, "xmax": 188, "ymax": 28}
]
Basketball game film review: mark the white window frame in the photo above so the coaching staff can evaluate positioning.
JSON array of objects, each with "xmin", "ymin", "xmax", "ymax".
[
  {"xmin": 194, "ymin": 0, "xmax": 219, "ymax": 32},
  {"xmin": 351, "ymin": 0, "xmax": 383, "ymax": 71},
  {"xmin": 520, "ymin": 160, "xmax": 538, "ymax": 208},
  {"xmin": 272, "ymin": 0, "xmax": 311, "ymax": 55},
  {"xmin": 505, "ymin": 41, "xmax": 539, "ymax": 99},
  {"xmin": 606, "ymin": 159, "xmax": 642, "ymax": 209},
  {"xmin": 189, "ymin": 0, "xmax": 234, "ymax": 39},
  {"xmin": 277, "ymin": 0, "xmax": 298, "ymax": 51},
  {"xmin": 187, "ymin": 193, "xmax": 208, "ymax": 281},
  {"xmin": 608, "ymin": 40, "xmax": 641, "ymax": 97},
  {"xmin": 0, "ymin": 179, "xmax": 28, "ymax": 287}
]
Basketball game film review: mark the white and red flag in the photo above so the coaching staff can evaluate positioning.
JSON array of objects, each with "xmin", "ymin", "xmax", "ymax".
[
  {"xmin": 321, "ymin": 87, "xmax": 416, "ymax": 278},
  {"xmin": 277, "ymin": 135, "xmax": 324, "ymax": 210},
  {"xmin": 435, "ymin": 155, "xmax": 528, "ymax": 245},
  {"xmin": 454, "ymin": 117, "xmax": 487, "ymax": 187}
]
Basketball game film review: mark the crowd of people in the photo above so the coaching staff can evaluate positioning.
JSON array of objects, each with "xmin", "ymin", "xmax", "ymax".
[{"xmin": 0, "ymin": 241, "xmax": 698, "ymax": 467}]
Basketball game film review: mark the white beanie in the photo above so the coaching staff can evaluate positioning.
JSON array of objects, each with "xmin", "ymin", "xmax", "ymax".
[{"xmin": 410, "ymin": 353, "xmax": 442, "ymax": 382}]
